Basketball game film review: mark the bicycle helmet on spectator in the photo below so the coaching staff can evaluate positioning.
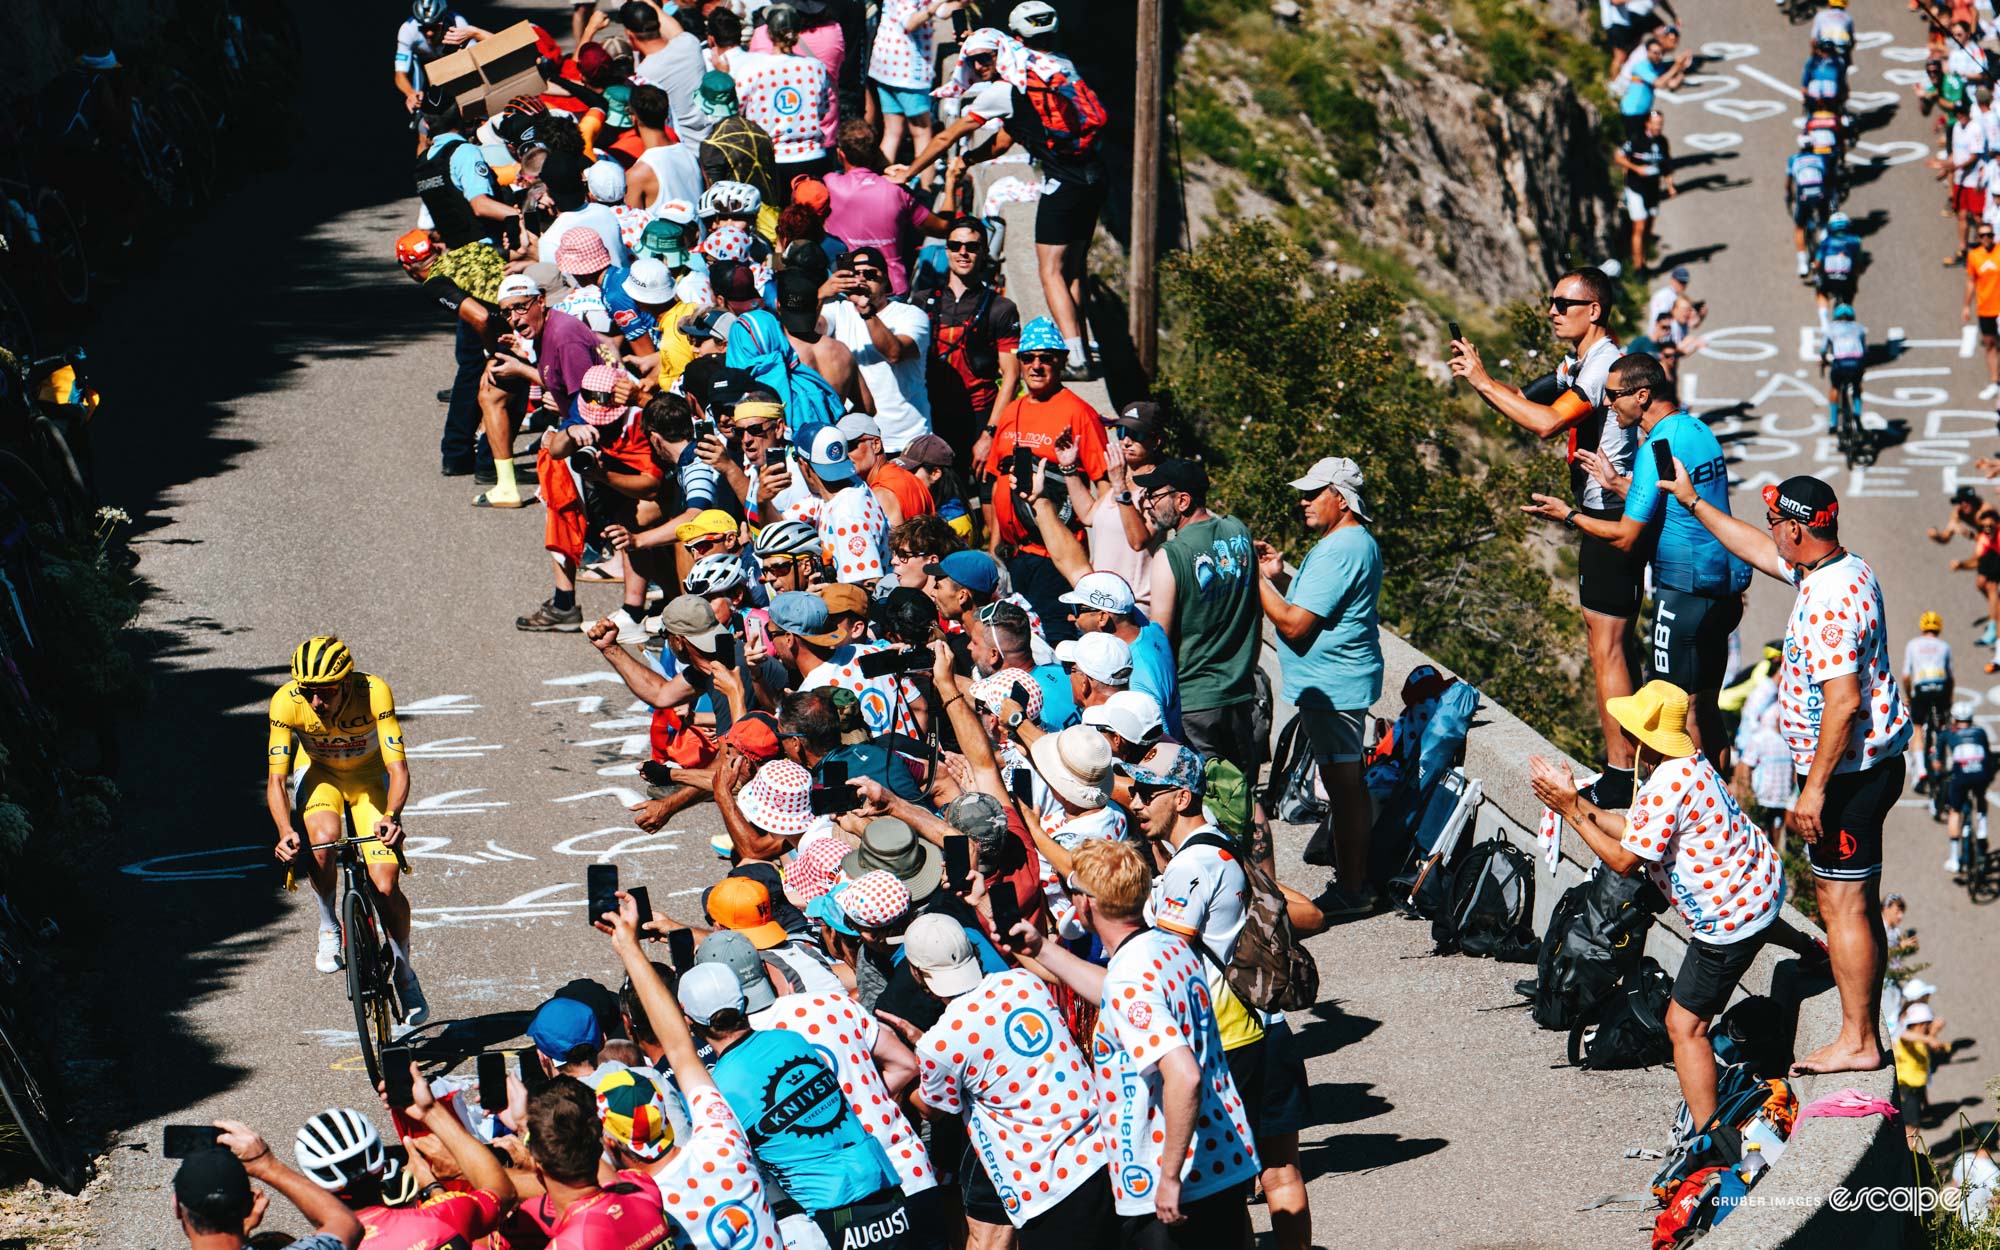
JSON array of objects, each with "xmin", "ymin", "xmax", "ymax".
[
  {"xmin": 295, "ymin": 1108, "xmax": 387, "ymax": 1191},
  {"xmin": 1009, "ymin": 1, "xmax": 1059, "ymax": 37},
  {"xmin": 699, "ymin": 180, "xmax": 762, "ymax": 219},
  {"xmin": 291, "ymin": 636, "xmax": 355, "ymax": 686},
  {"xmin": 1920, "ymin": 611, "xmax": 1945, "ymax": 633},
  {"xmin": 412, "ymin": 0, "xmax": 450, "ymax": 24},
  {"xmin": 1832, "ymin": 302, "xmax": 1855, "ymax": 321},
  {"xmin": 1954, "ymin": 697, "xmax": 1979, "ymax": 722},
  {"xmin": 755, "ymin": 519, "xmax": 822, "ymax": 558},
  {"xmin": 686, "ymin": 553, "xmax": 753, "ymax": 597}
]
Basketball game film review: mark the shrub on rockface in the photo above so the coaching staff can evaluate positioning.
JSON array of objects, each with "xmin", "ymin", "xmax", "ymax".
[{"xmin": 1158, "ymin": 219, "xmax": 1598, "ymax": 759}]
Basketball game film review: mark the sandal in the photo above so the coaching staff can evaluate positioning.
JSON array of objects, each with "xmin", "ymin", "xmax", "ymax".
[{"xmin": 474, "ymin": 491, "xmax": 531, "ymax": 509}]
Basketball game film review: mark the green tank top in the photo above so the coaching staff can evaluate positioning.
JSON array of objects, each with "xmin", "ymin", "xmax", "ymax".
[{"xmin": 1161, "ymin": 514, "xmax": 1261, "ymax": 712}]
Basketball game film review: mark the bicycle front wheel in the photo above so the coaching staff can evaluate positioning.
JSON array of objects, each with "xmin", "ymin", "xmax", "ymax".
[
  {"xmin": 0, "ymin": 1010, "xmax": 93, "ymax": 1193},
  {"xmin": 341, "ymin": 889, "xmax": 391, "ymax": 1088}
]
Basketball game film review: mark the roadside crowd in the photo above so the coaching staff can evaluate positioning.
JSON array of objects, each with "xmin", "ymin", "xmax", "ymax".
[{"xmin": 168, "ymin": 3, "xmax": 2000, "ymax": 1250}]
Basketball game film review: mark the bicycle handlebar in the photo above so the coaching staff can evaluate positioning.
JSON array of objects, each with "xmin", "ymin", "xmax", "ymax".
[{"xmin": 280, "ymin": 830, "xmax": 411, "ymax": 891}]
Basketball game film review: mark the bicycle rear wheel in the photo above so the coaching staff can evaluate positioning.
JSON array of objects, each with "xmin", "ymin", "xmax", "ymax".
[
  {"xmin": 0, "ymin": 1010, "xmax": 93, "ymax": 1193},
  {"xmin": 341, "ymin": 888, "xmax": 391, "ymax": 1089}
]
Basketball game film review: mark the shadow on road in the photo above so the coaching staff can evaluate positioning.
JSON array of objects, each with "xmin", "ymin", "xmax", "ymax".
[
  {"xmin": 1289, "ymin": 999, "xmax": 1382, "ymax": 1061},
  {"xmin": 1297, "ymin": 1131, "xmax": 1448, "ymax": 1181}
]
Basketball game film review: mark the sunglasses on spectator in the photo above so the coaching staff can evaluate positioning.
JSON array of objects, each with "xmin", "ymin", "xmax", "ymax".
[
  {"xmin": 1020, "ymin": 351, "xmax": 1065, "ymax": 365},
  {"xmin": 1764, "ymin": 510, "xmax": 1791, "ymax": 529},
  {"xmin": 738, "ymin": 421, "xmax": 779, "ymax": 438},
  {"xmin": 851, "ymin": 267, "xmax": 885, "ymax": 281},
  {"xmin": 582, "ymin": 389, "xmax": 617, "ymax": 405},
  {"xmin": 1548, "ymin": 294, "xmax": 1595, "ymax": 313},
  {"xmin": 687, "ymin": 535, "xmax": 730, "ymax": 554},
  {"xmin": 1063, "ymin": 871, "xmax": 1093, "ymax": 898},
  {"xmin": 966, "ymin": 52, "xmax": 996, "ymax": 65},
  {"xmin": 1602, "ymin": 384, "xmax": 1648, "ymax": 401},
  {"xmin": 946, "ymin": 239, "xmax": 985, "ymax": 253}
]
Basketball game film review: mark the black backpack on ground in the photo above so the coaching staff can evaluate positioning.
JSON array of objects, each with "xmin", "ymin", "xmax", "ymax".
[
  {"xmin": 1431, "ymin": 838, "xmax": 1539, "ymax": 961},
  {"xmin": 1568, "ymin": 957, "xmax": 1674, "ymax": 1069},
  {"xmin": 1515, "ymin": 866, "xmax": 1666, "ymax": 1031}
]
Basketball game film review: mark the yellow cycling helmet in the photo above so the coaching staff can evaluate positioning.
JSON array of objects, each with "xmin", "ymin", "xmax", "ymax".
[
  {"xmin": 1919, "ymin": 611, "xmax": 1944, "ymax": 634},
  {"xmin": 291, "ymin": 635, "xmax": 355, "ymax": 685},
  {"xmin": 1829, "ymin": 0, "xmax": 1847, "ymax": 7}
]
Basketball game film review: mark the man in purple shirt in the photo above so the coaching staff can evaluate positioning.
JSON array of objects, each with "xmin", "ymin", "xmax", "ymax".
[
  {"xmin": 477, "ymin": 273, "xmax": 604, "ymax": 508},
  {"xmin": 823, "ymin": 119, "xmax": 948, "ymax": 295}
]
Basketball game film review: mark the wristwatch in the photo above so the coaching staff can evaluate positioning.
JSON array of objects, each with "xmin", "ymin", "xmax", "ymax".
[
  {"xmin": 1004, "ymin": 708, "xmax": 1025, "ymax": 730},
  {"xmin": 1115, "ymin": 490, "xmax": 1134, "ymax": 505},
  {"xmin": 1563, "ymin": 509, "xmax": 1579, "ymax": 530}
]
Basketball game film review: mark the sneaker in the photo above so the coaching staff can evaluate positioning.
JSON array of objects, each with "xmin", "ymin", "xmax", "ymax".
[
  {"xmin": 1061, "ymin": 361, "xmax": 1094, "ymax": 383},
  {"xmin": 1981, "ymin": 622, "xmax": 1998, "ymax": 646},
  {"xmin": 711, "ymin": 831, "xmax": 734, "ymax": 857},
  {"xmin": 517, "ymin": 598, "xmax": 584, "ymax": 631},
  {"xmin": 315, "ymin": 928, "xmax": 343, "ymax": 974},
  {"xmin": 474, "ymin": 464, "xmax": 498, "ymax": 486},
  {"xmin": 1982, "ymin": 384, "xmax": 2000, "ymax": 401},
  {"xmin": 441, "ymin": 458, "xmax": 475, "ymax": 477},
  {"xmin": 435, "ymin": 388, "xmax": 452, "ymax": 404},
  {"xmin": 1316, "ymin": 885, "xmax": 1379, "ymax": 922},
  {"xmin": 1795, "ymin": 254, "xmax": 1809, "ymax": 277},
  {"xmin": 606, "ymin": 607, "xmax": 647, "ymax": 644},
  {"xmin": 1945, "ymin": 851, "xmax": 1961, "ymax": 874},
  {"xmin": 398, "ymin": 972, "xmax": 431, "ymax": 1028}
]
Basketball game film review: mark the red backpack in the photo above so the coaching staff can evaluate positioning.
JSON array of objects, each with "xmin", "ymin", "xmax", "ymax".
[{"xmin": 1023, "ymin": 65, "xmax": 1107, "ymax": 162}]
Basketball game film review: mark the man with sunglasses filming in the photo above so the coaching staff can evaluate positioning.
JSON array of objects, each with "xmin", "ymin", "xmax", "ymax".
[
  {"xmin": 1661, "ymin": 469, "xmax": 1910, "ymax": 1078},
  {"xmin": 1521, "ymin": 352, "xmax": 1750, "ymax": 764},
  {"xmin": 1451, "ymin": 267, "xmax": 1643, "ymax": 809},
  {"xmin": 916, "ymin": 217, "xmax": 1021, "ymax": 463},
  {"xmin": 268, "ymin": 637, "xmax": 427, "ymax": 1025}
]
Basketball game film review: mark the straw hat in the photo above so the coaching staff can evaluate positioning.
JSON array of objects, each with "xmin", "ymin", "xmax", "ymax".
[{"xmin": 1605, "ymin": 680, "xmax": 1697, "ymax": 760}]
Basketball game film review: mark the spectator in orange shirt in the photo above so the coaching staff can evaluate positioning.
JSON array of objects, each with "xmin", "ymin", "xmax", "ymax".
[
  {"xmin": 840, "ymin": 413, "xmax": 935, "ymax": 525},
  {"xmin": 981, "ymin": 317, "xmax": 1108, "ymax": 640},
  {"xmin": 1964, "ymin": 222, "xmax": 2000, "ymax": 405}
]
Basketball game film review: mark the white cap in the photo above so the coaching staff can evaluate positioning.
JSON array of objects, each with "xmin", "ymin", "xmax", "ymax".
[
  {"xmin": 903, "ymin": 914, "xmax": 984, "ymax": 997},
  {"xmin": 1903, "ymin": 978, "xmax": 1938, "ymax": 1001},
  {"xmin": 585, "ymin": 159, "xmax": 627, "ymax": 205},
  {"xmin": 1082, "ymin": 690, "xmax": 1164, "ymax": 745},
  {"xmin": 837, "ymin": 412, "xmax": 883, "ymax": 444},
  {"xmin": 1067, "ymin": 632, "xmax": 1131, "ymax": 686},
  {"xmin": 1058, "ymin": 571, "xmax": 1137, "ymax": 616},
  {"xmin": 1288, "ymin": 455, "xmax": 1372, "ymax": 522},
  {"xmin": 496, "ymin": 274, "xmax": 542, "ymax": 302},
  {"xmin": 677, "ymin": 963, "xmax": 747, "ymax": 1025}
]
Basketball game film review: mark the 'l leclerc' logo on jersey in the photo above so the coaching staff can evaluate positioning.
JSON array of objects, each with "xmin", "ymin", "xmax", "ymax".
[
  {"xmin": 707, "ymin": 1200, "xmax": 759, "ymax": 1250},
  {"xmin": 1004, "ymin": 1007, "xmax": 1053, "ymax": 1058},
  {"xmin": 1122, "ymin": 1164, "xmax": 1155, "ymax": 1197}
]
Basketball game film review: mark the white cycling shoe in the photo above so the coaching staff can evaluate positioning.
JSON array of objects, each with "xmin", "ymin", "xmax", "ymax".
[
  {"xmin": 399, "ymin": 971, "xmax": 431, "ymax": 1028},
  {"xmin": 315, "ymin": 928, "xmax": 343, "ymax": 974}
]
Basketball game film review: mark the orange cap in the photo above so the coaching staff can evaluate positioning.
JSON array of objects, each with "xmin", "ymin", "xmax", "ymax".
[
  {"xmin": 396, "ymin": 228, "xmax": 436, "ymax": 266},
  {"xmin": 706, "ymin": 876, "xmax": 790, "ymax": 949}
]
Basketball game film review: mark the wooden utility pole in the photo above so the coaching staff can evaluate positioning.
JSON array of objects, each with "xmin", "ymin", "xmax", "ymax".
[{"xmin": 1131, "ymin": 0, "xmax": 1162, "ymax": 379}]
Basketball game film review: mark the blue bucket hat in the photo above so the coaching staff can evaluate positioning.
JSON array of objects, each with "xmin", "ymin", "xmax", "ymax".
[{"xmin": 1018, "ymin": 316, "xmax": 1065, "ymax": 355}]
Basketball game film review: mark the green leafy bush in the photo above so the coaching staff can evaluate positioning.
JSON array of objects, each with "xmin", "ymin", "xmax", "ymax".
[{"xmin": 1159, "ymin": 220, "xmax": 1598, "ymax": 759}]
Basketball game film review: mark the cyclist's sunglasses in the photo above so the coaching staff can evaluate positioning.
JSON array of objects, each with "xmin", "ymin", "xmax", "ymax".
[
  {"xmin": 1549, "ymin": 294, "xmax": 1595, "ymax": 313},
  {"xmin": 298, "ymin": 682, "xmax": 344, "ymax": 698},
  {"xmin": 761, "ymin": 558, "xmax": 806, "ymax": 577}
]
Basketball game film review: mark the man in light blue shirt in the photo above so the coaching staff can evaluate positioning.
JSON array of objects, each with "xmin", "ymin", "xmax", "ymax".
[{"xmin": 1254, "ymin": 457, "xmax": 1383, "ymax": 918}]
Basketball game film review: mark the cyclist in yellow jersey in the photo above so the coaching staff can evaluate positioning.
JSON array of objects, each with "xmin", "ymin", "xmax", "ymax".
[{"xmin": 267, "ymin": 636, "xmax": 428, "ymax": 1024}]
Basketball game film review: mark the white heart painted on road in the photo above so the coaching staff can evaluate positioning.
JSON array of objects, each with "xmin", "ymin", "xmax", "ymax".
[
  {"xmin": 1852, "ymin": 139, "xmax": 1931, "ymax": 166},
  {"xmin": 1706, "ymin": 97, "xmax": 1788, "ymax": 122},
  {"xmin": 1682, "ymin": 131, "xmax": 1743, "ymax": 152},
  {"xmin": 1883, "ymin": 68, "xmax": 1930, "ymax": 85},
  {"xmin": 1659, "ymin": 74, "xmax": 1741, "ymax": 104},
  {"xmin": 1854, "ymin": 29, "xmax": 1894, "ymax": 50},
  {"xmin": 1882, "ymin": 45, "xmax": 1935, "ymax": 62},
  {"xmin": 1699, "ymin": 42, "xmax": 1758, "ymax": 62},
  {"xmin": 1847, "ymin": 90, "xmax": 1900, "ymax": 111}
]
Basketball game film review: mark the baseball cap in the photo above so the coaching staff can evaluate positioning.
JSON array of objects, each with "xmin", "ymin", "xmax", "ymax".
[
  {"xmin": 676, "ymin": 509, "xmax": 738, "ymax": 544},
  {"xmin": 816, "ymin": 582, "xmax": 870, "ymax": 621},
  {"xmin": 944, "ymin": 791, "xmax": 1010, "ymax": 854},
  {"xmin": 1670, "ymin": 266, "xmax": 1691, "ymax": 283},
  {"xmin": 658, "ymin": 594, "xmax": 727, "ymax": 653},
  {"xmin": 496, "ymin": 274, "xmax": 541, "ymax": 303},
  {"xmin": 1123, "ymin": 742, "xmax": 1205, "ymax": 794},
  {"xmin": 1059, "ymin": 571, "xmax": 1137, "ymax": 616},
  {"xmin": 1763, "ymin": 475, "xmax": 1838, "ymax": 528},
  {"xmin": 693, "ymin": 929, "xmax": 780, "ymax": 1011},
  {"xmin": 925, "ymin": 549, "xmax": 1000, "ymax": 595},
  {"xmin": 796, "ymin": 420, "xmax": 860, "ymax": 484},
  {"xmin": 836, "ymin": 869, "xmax": 913, "ymax": 930},
  {"xmin": 724, "ymin": 710, "xmax": 783, "ymax": 762},
  {"xmin": 527, "ymin": 995, "xmax": 605, "ymax": 1060},
  {"xmin": 708, "ymin": 874, "xmax": 793, "ymax": 951},
  {"xmin": 1288, "ymin": 456, "xmax": 1372, "ymax": 522},
  {"xmin": 623, "ymin": 256, "xmax": 676, "ymax": 305},
  {"xmin": 1083, "ymin": 689, "xmax": 1165, "ymax": 746},
  {"xmin": 395, "ymin": 228, "xmax": 437, "ymax": 266},
  {"xmin": 766, "ymin": 591, "xmax": 844, "ymax": 646},
  {"xmin": 585, "ymin": 159, "xmax": 627, "ymax": 205},
  {"xmin": 174, "ymin": 1149, "xmax": 253, "ymax": 1226},
  {"xmin": 595, "ymin": 1066, "xmax": 674, "ymax": 1160},
  {"xmin": 1059, "ymin": 631, "xmax": 1131, "ymax": 685},
  {"xmin": 1113, "ymin": 400, "xmax": 1165, "ymax": 439},
  {"xmin": 1131, "ymin": 457, "xmax": 1207, "ymax": 498},
  {"xmin": 790, "ymin": 175, "xmax": 832, "ymax": 216},
  {"xmin": 677, "ymin": 963, "xmax": 747, "ymax": 1025},
  {"xmin": 897, "ymin": 434, "xmax": 955, "ymax": 469},
  {"xmin": 837, "ymin": 412, "xmax": 883, "ymax": 445},
  {"xmin": 711, "ymin": 261, "xmax": 760, "ymax": 304},
  {"xmin": 678, "ymin": 308, "xmax": 738, "ymax": 343},
  {"xmin": 776, "ymin": 268, "xmax": 823, "ymax": 338},
  {"xmin": 837, "ymin": 245, "xmax": 889, "ymax": 273},
  {"xmin": 700, "ymin": 366, "xmax": 761, "ymax": 414},
  {"xmin": 903, "ymin": 914, "xmax": 984, "ymax": 997}
]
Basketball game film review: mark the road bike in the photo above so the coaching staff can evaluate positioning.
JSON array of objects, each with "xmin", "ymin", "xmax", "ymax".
[
  {"xmin": 1954, "ymin": 782, "xmax": 1993, "ymax": 903},
  {"xmin": 286, "ymin": 831, "xmax": 411, "ymax": 1088},
  {"xmin": 1830, "ymin": 367, "xmax": 1873, "ymax": 468},
  {"xmin": 1916, "ymin": 696, "xmax": 1951, "ymax": 819},
  {"xmin": 0, "ymin": 897, "xmax": 93, "ymax": 1193}
]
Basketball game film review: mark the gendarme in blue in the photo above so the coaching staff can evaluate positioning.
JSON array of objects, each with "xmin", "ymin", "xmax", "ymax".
[{"xmin": 1623, "ymin": 411, "xmax": 1752, "ymax": 596}]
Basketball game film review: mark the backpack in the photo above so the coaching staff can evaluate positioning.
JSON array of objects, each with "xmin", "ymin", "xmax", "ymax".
[
  {"xmin": 1180, "ymin": 831, "xmax": 1320, "ymax": 1012},
  {"xmin": 1431, "ymin": 837, "xmax": 1538, "ymax": 961},
  {"xmin": 1710, "ymin": 995, "xmax": 1793, "ymax": 1078},
  {"xmin": 1652, "ymin": 1067, "xmax": 1798, "ymax": 1204},
  {"xmin": 1568, "ymin": 958, "xmax": 1673, "ymax": 1069},
  {"xmin": 1652, "ymin": 1167, "xmax": 1724, "ymax": 1249},
  {"xmin": 1516, "ymin": 866, "xmax": 1664, "ymax": 1031},
  {"xmin": 1021, "ymin": 65, "xmax": 1108, "ymax": 163},
  {"xmin": 1264, "ymin": 713, "xmax": 1327, "ymax": 827}
]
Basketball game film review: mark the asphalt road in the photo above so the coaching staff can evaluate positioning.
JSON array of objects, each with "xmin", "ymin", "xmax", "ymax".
[
  {"xmin": 58, "ymin": 1, "xmax": 1994, "ymax": 1248},
  {"xmin": 1648, "ymin": 0, "xmax": 2000, "ymax": 1158}
]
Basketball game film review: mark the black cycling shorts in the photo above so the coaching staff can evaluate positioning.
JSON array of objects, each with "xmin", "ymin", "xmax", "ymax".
[
  {"xmin": 1817, "ymin": 275, "xmax": 1857, "ymax": 302},
  {"xmin": 1980, "ymin": 552, "xmax": 2000, "ymax": 582},
  {"xmin": 1650, "ymin": 588, "xmax": 1743, "ymax": 693},
  {"xmin": 1910, "ymin": 688, "xmax": 1950, "ymax": 730},
  {"xmin": 1035, "ymin": 164, "xmax": 1108, "ymax": 247},
  {"xmin": 1803, "ymin": 756, "xmax": 1905, "ymax": 881},
  {"xmin": 1947, "ymin": 771, "xmax": 1989, "ymax": 815},
  {"xmin": 1981, "ymin": 315, "xmax": 1999, "ymax": 340},
  {"xmin": 1792, "ymin": 197, "xmax": 1828, "ymax": 230},
  {"xmin": 1578, "ymin": 506, "xmax": 1645, "ymax": 619}
]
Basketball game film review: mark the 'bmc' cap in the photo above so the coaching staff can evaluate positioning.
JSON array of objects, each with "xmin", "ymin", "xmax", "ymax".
[{"xmin": 1763, "ymin": 475, "xmax": 1838, "ymax": 529}]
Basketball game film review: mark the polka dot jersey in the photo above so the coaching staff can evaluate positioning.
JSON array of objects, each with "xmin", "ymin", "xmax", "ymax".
[
  {"xmin": 1620, "ymin": 756, "xmax": 1785, "ymax": 944},
  {"xmin": 1779, "ymin": 553, "xmax": 1912, "ymax": 775}
]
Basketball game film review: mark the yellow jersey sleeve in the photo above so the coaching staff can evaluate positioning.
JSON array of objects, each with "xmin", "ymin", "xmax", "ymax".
[
  {"xmin": 267, "ymin": 688, "xmax": 299, "ymax": 775},
  {"xmin": 367, "ymin": 675, "xmax": 407, "ymax": 767}
]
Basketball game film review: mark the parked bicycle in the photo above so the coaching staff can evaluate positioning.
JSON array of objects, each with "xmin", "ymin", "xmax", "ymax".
[{"xmin": 0, "ymin": 897, "xmax": 93, "ymax": 1194}]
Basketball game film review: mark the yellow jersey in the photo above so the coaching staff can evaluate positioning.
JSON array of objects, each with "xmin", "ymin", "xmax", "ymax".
[{"xmin": 267, "ymin": 673, "xmax": 407, "ymax": 776}]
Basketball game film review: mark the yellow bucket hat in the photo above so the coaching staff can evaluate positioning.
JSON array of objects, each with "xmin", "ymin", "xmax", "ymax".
[{"xmin": 1605, "ymin": 680, "xmax": 1697, "ymax": 760}]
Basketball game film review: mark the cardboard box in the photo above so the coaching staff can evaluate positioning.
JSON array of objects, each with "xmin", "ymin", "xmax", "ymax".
[{"xmin": 422, "ymin": 21, "xmax": 546, "ymax": 122}]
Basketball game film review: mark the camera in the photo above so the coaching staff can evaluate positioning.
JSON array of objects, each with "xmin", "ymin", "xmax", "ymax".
[
  {"xmin": 572, "ymin": 445, "xmax": 603, "ymax": 472},
  {"xmin": 858, "ymin": 647, "xmax": 930, "ymax": 678}
]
